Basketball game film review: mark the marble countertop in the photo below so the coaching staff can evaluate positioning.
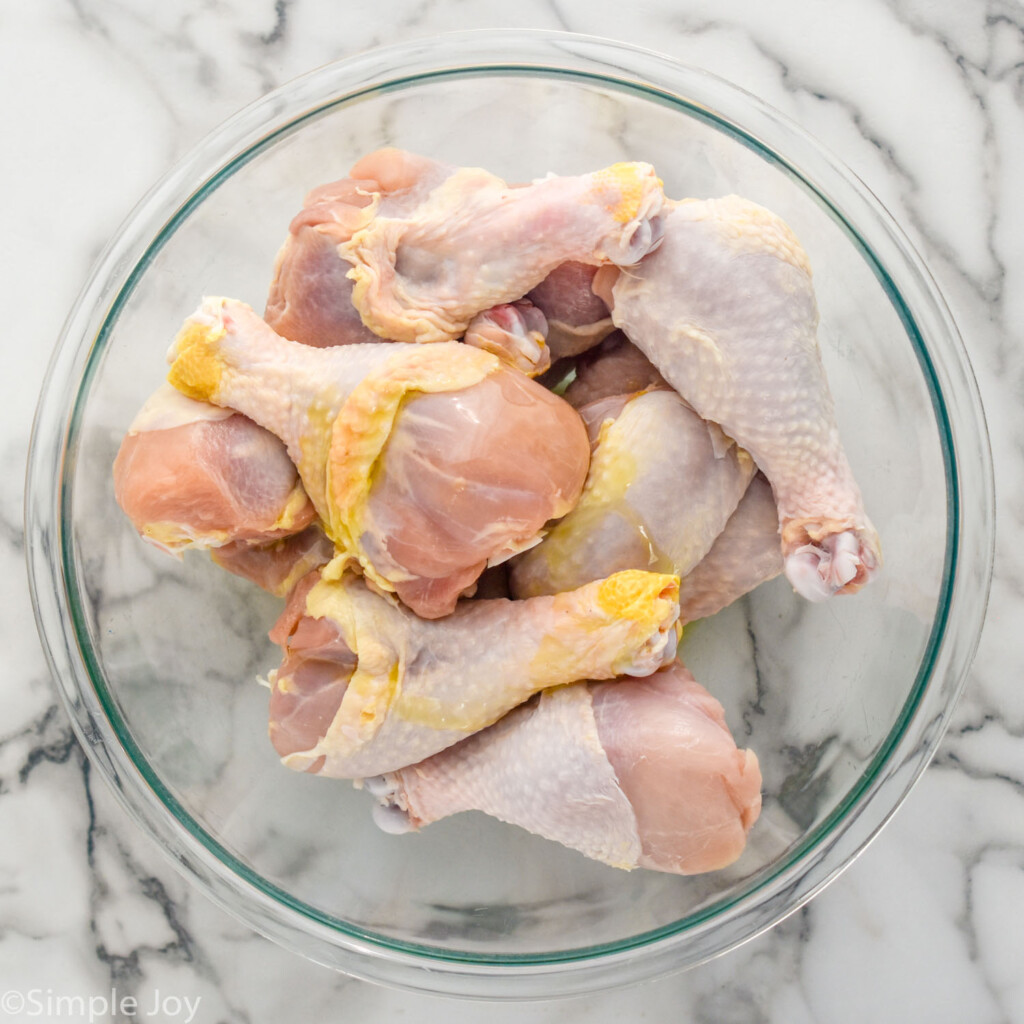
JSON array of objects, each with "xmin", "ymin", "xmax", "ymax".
[{"xmin": 4, "ymin": 1, "xmax": 1023, "ymax": 1021}]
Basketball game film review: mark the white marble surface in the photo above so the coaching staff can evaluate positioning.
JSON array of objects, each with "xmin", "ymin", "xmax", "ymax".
[{"xmin": 3, "ymin": 1, "xmax": 1023, "ymax": 1021}]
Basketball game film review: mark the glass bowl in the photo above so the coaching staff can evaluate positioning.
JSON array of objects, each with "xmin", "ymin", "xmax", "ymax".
[{"xmin": 26, "ymin": 30, "xmax": 993, "ymax": 999}]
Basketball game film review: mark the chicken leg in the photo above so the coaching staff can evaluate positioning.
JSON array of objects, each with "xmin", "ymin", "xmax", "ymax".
[
  {"xmin": 113, "ymin": 383, "xmax": 316, "ymax": 554},
  {"xmin": 339, "ymin": 151, "xmax": 665, "ymax": 343},
  {"xmin": 268, "ymin": 568, "xmax": 681, "ymax": 778},
  {"xmin": 271, "ymin": 179, "xmax": 556, "ymax": 375},
  {"xmin": 606, "ymin": 196, "xmax": 881, "ymax": 601},
  {"xmin": 364, "ymin": 660, "xmax": 761, "ymax": 875},
  {"xmin": 510, "ymin": 386, "xmax": 755, "ymax": 597},
  {"xmin": 166, "ymin": 297, "xmax": 590, "ymax": 617}
]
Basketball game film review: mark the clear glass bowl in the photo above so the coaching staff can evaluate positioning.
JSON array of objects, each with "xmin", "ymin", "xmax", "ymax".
[{"xmin": 26, "ymin": 30, "xmax": 993, "ymax": 999}]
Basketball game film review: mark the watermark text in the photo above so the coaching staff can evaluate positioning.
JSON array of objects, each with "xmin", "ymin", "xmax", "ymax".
[{"xmin": 1, "ymin": 987, "xmax": 201, "ymax": 1023}]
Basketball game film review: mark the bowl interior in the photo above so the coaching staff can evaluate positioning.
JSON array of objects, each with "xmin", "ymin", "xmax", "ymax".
[{"xmin": 63, "ymin": 67, "xmax": 951, "ymax": 961}]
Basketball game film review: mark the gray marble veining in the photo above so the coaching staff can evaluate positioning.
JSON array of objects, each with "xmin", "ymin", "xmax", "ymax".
[{"xmin": 3, "ymin": 1, "xmax": 1023, "ymax": 1021}]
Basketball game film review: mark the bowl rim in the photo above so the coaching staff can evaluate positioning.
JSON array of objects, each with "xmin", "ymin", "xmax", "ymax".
[{"xmin": 25, "ymin": 27, "xmax": 995, "ymax": 999}]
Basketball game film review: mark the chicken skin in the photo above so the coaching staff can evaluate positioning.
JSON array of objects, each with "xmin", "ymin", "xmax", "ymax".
[
  {"xmin": 676, "ymin": 472, "xmax": 784, "ymax": 622},
  {"xmin": 364, "ymin": 660, "xmax": 761, "ymax": 875},
  {"xmin": 510, "ymin": 387, "xmax": 754, "ymax": 598},
  {"xmin": 338, "ymin": 150, "xmax": 665, "ymax": 343},
  {"xmin": 267, "ymin": 568, "xmax": 681, "ymax": 778},
  {"xmin": 113, "ymin": 383, "xmax": 315, "ymax": 554},
  {"xmin": 264, "ymin": 175, "xmax": 383, "ymax": 348},
  {"xmin": 605, "ymin": 196, "xmax": 881, "ymax": 601},
  {"xmin": 166, "ymin": 297, "xmax": 590, "ymax": 617},
  {"xmin": 264, "ymin": 150, "xmax": 663, "ymax": 350}
]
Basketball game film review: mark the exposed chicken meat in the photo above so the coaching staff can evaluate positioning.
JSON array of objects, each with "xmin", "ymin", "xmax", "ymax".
[
  {"xmin": 263, "ymin": 153, "xmax": 450, "ymax": 346},
  {"xmin": 526, "ymin": 260, "xmax": 615, "ymax": 361},
  {"xmin": 113, "ymin": 383, "xmax": 315, "ymax": 554},
  {"xmin": 510, "ymin": 388, "xmax": 754, "ymax": 597},
  {"xmin": 364, "ymin": 660, "xmax": 761, "ymax": 875},
  {"xmin": 264, "ymin": 177, "xmax": 383, "ymax": 347},
  {"xmin": 166, "ymin": 297, "xmax": 590, "ymax": 617},
  {"xmin": 268, "ymin": 568, "xmax": 681, "ymax": 778},
  {"xmin": 562, "ymin": 331, "xmax": 668, "ymax": 408},
  {"xmin": 605, "ymin": 196, "xmax": 881, "ymax": 601}
]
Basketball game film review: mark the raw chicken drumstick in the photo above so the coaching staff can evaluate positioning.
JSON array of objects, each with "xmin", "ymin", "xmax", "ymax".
[
  {"xmin": 338, "ymin": 149, "xmax": 666, "ymax": 344},
  {"xmin": 166, "ymin": 297, "xmax": 590, "ymax": 618},
  {"xmin": 363, "ymin": 660, "xmax": 762, "ymax": 875},
  {"xmin": 510, "ymin": 335, "xmax": 754, "ymax": 597},
  {"xmin": 510, "ymin": 387, "xmax": 755, "ymax": 597},
  {"xmin": 267, "ymin": 567, "xmax": 682, "ymax": 778},
  {"xmin": 113, "ymin": 383, "xmax": 316, "ymax": 554},
  {"xmin": 113, "ymin": 385, "xmax": 331, "ymax": 596},
  {"xmin": 270, "ymin": 174, "xmax": 554, "ymax": 374},
  {"xmin": 603, "ymin": 196, "xmax": 881, "ymax": 601},
  {"xmin": 264, "ymin": 150, "xmax": 654, "ymax": 368},
  {"xmin": 359, "ymin": 480, "xmax": 782, "ymax": 871},
  {"xmin": 264, "ymin": 149, "xmax": 662, "ymax": 351}
]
